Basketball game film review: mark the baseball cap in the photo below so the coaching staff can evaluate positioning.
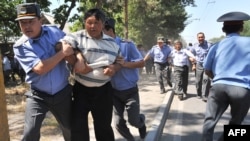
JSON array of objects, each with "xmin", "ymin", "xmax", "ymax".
[
  {"xmin": 217, "ymin": 11, "xmax": 250, "ymax": 25},
  {"xmin": 157, "ymin": 36, "xmax": 165, "ymax": 42},
  {"xmin": 15, "ymin": 3, "xmax": 41, "ymax": 21}
]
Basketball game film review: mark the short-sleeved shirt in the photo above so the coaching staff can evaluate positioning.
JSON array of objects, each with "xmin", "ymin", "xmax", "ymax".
[
  {"xmin": 111, "ymin": 37, "xmax": 143, "ymax": 90},
  {"xmin": 72, "ymin": 30, "xmax": 120, "ymax": 87},
  {"xmin": 191, "ymin": 40, "xmax": 212, "ymax": 63},
  {"xmin": 169, "ymin": 49, "xmax": 195, "ymax": 67},
  {"xmin": 13, "ymin": 25, "xmax": 68, "ymax": 94},
  {"xmin": 148, "ymin": 44, "xmax": 172, "ymax": 64},
  {"xmin": 203, "ymin": 33, "xmax": 250, "ymax": 89}
]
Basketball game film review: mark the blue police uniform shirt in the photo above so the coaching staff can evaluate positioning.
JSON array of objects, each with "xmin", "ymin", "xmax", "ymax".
[
  {"xmin": 13, "ymin": 25, "xmax": 69, "ymax": 94},
  {"xmin": 111, "ymin": 37, "xmax": 143, "ymax": 90},
  {"xmin": 191, "ymin": 40, "xmax": 212, "ymax": 63},
  {"xmin": 203, "ymin": 33, "xmax": 250, "ymax": 89},
  {"xmin": 148, "ymin": 44, "xmax": 172, "ymax": 63}
]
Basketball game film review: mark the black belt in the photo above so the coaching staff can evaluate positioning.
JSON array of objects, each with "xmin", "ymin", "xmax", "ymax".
[
  {"xmin": 174, "ymin": 65, "xmax": 188, "ymax": 68},
  {"xmin": 154, "ymin": 62, "xmax": 169, "ymax": 65},
  {"xmin": 31, "ymin": 84, "xmax": 70, "ymax": 97}
]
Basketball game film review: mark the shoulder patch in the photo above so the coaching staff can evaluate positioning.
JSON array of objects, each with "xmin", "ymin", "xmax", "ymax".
[{"xmin": 44, "ymin": 24, "xmax": 59, "ymax": 28}]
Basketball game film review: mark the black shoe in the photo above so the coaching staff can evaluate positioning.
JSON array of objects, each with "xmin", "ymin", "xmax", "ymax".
[
  {"xmin": 139, "ymin": 124, "xmax": 147, "ymax": 139},
  {"xmin": 178, "ymin": 94, "xmax": 183, "ymax": 100},
  {"xmin": 202, "ymin": 97, "xmax": 208, "ymax": 102},
  {"xmin": 160, "ymin": 89, "xmax": 166, "ymax": 94},
  {"xmin": 167, "ymin": 81, "xmax": 172, "ymax": 88}
]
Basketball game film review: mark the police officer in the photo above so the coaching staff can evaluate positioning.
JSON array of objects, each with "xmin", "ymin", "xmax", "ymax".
[
  {"xmin": 191, "ymin": 32, "xmax": 212, "ymax": 101},
  {"xmin": 144, "ymin": 36, "xmax": 172, "ymax": 94},
  {"xmin": 103, "ymin": 18, "xmax": 147, "ymax": 141},
  {"xmin": 201, "ymin": 11, "xmax": 250, "ymax": 141},
  {"xmin": 13, "ymin": 3, "xmax": 74, "ymax": 141}
]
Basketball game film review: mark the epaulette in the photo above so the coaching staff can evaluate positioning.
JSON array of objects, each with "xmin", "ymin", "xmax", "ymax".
[
  {"xmin": 43, "ymin": 24, "xmax": 59, "ymax": 28},
  {"xmin": 13, "ymin": 35, "xmax": 29, "ymax": 47},
  {"xmin": 121, "ymin": 38, "xmax": 132, "ymax": 43}
]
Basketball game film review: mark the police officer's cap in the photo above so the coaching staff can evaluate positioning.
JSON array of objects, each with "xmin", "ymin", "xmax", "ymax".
[
  {"xmin": 15, "ymin": 3, "xmax": 41, "ymax": 21},
  {"xmin": 217, "ymin": 11, "xmax": 250, "ymax": 25}
]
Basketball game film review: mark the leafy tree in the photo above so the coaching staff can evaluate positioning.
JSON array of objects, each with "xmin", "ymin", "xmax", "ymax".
[
  {"xmin": 209, "ymin": 35, "xmax": 225, "ymax": 44},
  {"xmin": 0, "ymin": 0, "xmax": 22, "ymax": 43},
  {"xmin": 0, "ymin": 0, "xmax": 56, "ymax": 43},
  {"xmin": 0, "ymin": 0, "xmax": 195, "ymax": 51},
  {"xmin": 128, "ymin": 0, "xmax": 193, "ymax": 48},
  {"xmin": 68, "ymin": 0, "xmax": 195, "ymax": 49},
  {"xmin": 241, "ymin": 21, "xmax": 250, "ymax": 37}
]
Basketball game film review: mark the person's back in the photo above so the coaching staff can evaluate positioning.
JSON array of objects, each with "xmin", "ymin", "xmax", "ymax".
[
  {"xmin": 111, "ymin": 38, "xmax": 142, "ymax": 89},
  {"xmin": 202, "ymin": 11, "xmax": 250, "ymax": 141},
  {"xmin": 206, "ymin": 35, "xmax": 250, "ymax": 88},
  {"xmin": 104, "ymin": 18, "xmax": 147, "ymax": 140}
]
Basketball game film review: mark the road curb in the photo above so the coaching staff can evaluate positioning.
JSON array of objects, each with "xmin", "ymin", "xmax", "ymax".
[{"xmin": 144, "ymin": 90, "xmax": 174, "ymax": 141}]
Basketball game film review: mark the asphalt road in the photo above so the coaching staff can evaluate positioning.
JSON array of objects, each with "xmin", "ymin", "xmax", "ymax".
[{"xmin": 160, "ymin": 72, "xmax": 250, "ymax": 141}]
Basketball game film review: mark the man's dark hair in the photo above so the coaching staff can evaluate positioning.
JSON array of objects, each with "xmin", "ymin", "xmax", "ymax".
[
  {"xmin": 83, "ymin": 8, "xmax": 106, "ymax": 23},
  {"xmin": 104, "ymin": 18, "xmax": 116, "ymax": 34},
  {"xmin": 222, "ymin": 24, "xmax": 243, "ymax": 34}
]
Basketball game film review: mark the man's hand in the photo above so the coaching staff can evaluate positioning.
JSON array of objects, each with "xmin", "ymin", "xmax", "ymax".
[
  {"xmin": 115, "ymin": 56, "xmax": 125, "ymax": 66},
  {"xmin": 192, "ymin": 64, "xmax": 196, "ymax": 71},
  {"xmin": 55, "ymin": 41, "xmax": 76, "ymax": 65},
  {"xmin": 103, "ymin": 64, "xmax": 116, "ymax": 77}
]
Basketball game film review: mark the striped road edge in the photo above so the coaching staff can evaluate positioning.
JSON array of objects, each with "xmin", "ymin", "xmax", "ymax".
[{"xmin": 144, "ymin": 90, "xmax": 174, "ymax": 141}]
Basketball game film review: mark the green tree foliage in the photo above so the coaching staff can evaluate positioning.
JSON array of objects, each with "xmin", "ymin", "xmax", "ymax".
[
  {"xmin": 68, "ymin": 0, "xmax": 195, "ymax": 49},
  {"xmin": 1, "ymin": 0, "xmax": 195, "ymax": 51},
  {"xmin": 0, "ymin": 0, "xmax": 53, "ymax": 43},
  {"xmin": 127, "ymin": 0, "xmax": 193, "ymax": 48},
  {"xmin": 209, "ymin": 35, "xmax": 225, "ymax": 44},
  {"xmin": 0, "ymin": 0, "xmax": 22, "ymax": 43},
  {"xmin": 241, "ymin": 21, "xmax": 250, "ymax": 37}
]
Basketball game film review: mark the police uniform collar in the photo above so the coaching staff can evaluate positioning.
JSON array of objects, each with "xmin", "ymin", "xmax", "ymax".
[{"xmin": 29, "ymin": 26, "xmax": 45, "ymax": 43}]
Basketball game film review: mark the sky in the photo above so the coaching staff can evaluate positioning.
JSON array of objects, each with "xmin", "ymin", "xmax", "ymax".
[{"xmin": 181, "ymin": 0, "xmax": 250, "ymax": 43}]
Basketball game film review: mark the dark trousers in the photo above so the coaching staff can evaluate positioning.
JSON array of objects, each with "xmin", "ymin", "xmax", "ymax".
[
  {"xmin": 22, "ymin": 85, "xmax": 72, "ymax": 141},
  {"xmin": 113, "ymin": 86, "xmax": 145, "ymax": 141},
  {"xmin": 195, "ymin": 63, "xmax": 211, "ymax": 97},
  {"xmin": 202, "ymin": 84, "xmax": 250, "ymax": 141},
  {"xmin": 154, "ymin": 63, "xmax": 171, "ymax": 90},
  {"xmin": 173, "ymin": 65, "xmax": 189, "ymax": 94},
  {"xmin": 71, "ymin": 81, "xmax": 114, "ymax": 141},
  {"xmin": 3, "ymin": 69, "xmax": 11, "ymax": 85}
]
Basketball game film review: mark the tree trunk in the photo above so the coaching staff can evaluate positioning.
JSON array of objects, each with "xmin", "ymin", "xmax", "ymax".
[
  {"xmin": 0, "ymin": 54, "xmax": 10, "ymax": 141},
  {"xmin": 124, "ymin": 0, "xmax": 128, "ymax": 39}
]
